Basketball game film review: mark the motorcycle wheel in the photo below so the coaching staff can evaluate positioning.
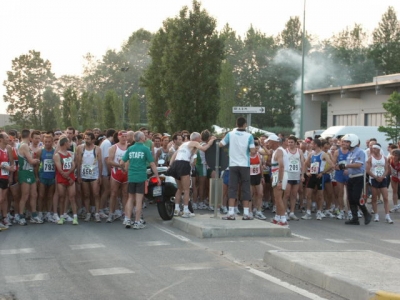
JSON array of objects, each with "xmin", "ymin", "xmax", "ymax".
[{"xmin": 157, "ymin": 195, "xmax": 175, "ymax": 220}]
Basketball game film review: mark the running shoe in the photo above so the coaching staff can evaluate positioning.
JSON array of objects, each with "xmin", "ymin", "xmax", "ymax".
[
  {"xmin": 374, "ymin": 214, "xmax": 379, "ymax": 222},
  {"xmin": 106, "ymin": 213, "xmax": 114, "ymax": 223},
  {"xmin": 301, "ymin": 213, "xmax": 312, "ymax": 220},
  {"xmin": 323, "ymin": 210, "xmax": 334, "ymax": 218},
  {"xmin": 336, "ymin": 211, "xmax": 344, "ymax": 220},
  {"xmin": 390, "ymin": 204, "xmax": 400, "ymax": 213},
  {"xmin": 0, "ymin": 222, "xmax": 9, "ymax": 230},
  {"xmin": 242, "ymin": 214, "xmax": 254, "ymax": 220},
  {"xmin": 98, "ymin": 211, "xmax": 108, "ymax": 219},
  {"xmin": 52, "ymin": 214, "xmax": 60, "ymax": 223},
  {"xmin": 255, "ymin": 211, "xmax": 267, "ymax": 220},
  {"xmin": 84, "ymin": 213, "xmax": 91, "ymax": 222},
  {"xmin": 72, "ymin": 216, "xmax": 79, "ymax": 225},
  {"xmin": 220, "ymin": 206, "xmax": 228, "ymax": 214},
  {"xmin": 18, "ymin": 218, "xmax": 27, "ymax": 226},
  {"xmin": 30, "ymin": 216, "xmax": 43, "ymax": 224},
  {"xmin": 278, "ymin": 221, "xmax": 289, "ymax": 226},
  {"xmin": 192, "ymin": 203, "xmax": 198, "ymax": 210},
  {"xmin": 316, "ymin": 212, "xmax": 322, "ymax": 220},
  {"xmin": 3, "ymin": 217, "xmax": 12, "ymax": 227},
  {"xmin": 57, "ymin": 217, "xmax": 64, "ymax": 225},
  {"xmin": 222, "ymin": 214, "xmax": 235, "ymax": 220},
  {"xmin": 208, "ymin": 205, "xmax": 214, "ymax": 211},
  {"xmin": 94, "ymin": 213, "xmax": 101, "ymax": 223},
  {"xmin": 289, "ymin": 213, "xmax": 299, "ymax": 221},
  {"xmin": 62, "ymin": 214, "xmax": 73, "ymax": 222},
  {"xmin": 181, "ymin": 211, "xmax": 195, "ymax": 218},
  {"xmin": 272, "ymin": 205, "xmax": 276, "ymax": 213},
  {"xmin": 133, "ymin": 221, "xmax": 146, "ymax": 229},
  {"xmin": 125, "ymin": 219, "xmax": 132, "ymax": 229},
  {"xmin": 174, "ymin": 210, "xmax": 182, "ymax": 216},
  {"xmin": 386, "ymin": 216, "xmax": 394, "ymax": 224},
  {"xmin": 234, "ymin": 207, "xmax": 241, "ymax": 215}
]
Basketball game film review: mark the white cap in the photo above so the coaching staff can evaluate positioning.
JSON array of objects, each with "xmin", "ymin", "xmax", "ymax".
[{"xmin": 266, "ymin": 134, "xmax": 280, "ymax": 142}]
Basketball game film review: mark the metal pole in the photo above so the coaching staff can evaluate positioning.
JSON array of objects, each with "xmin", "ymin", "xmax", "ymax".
[
  {"xmin": 300, "ymin": 0, "xmax": 306, "ymax": 138},
  {"xmin": 247, "ymin": 113, "xmax": 251, "ymax": 132},
  {"xmin": 213, "ymin": 139, "xmax": 220, "ymax": 218}
]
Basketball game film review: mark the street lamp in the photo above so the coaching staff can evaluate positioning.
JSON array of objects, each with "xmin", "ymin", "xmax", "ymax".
[
  {"xmin": 120, "ymin": 67, "xmax": 129, "ymax": 129},
  {"xmin": 300, "ymin": 0, "xmax": 306, "ymax": 138}
]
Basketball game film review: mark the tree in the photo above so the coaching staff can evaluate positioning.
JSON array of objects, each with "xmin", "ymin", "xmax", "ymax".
[
  {"xmin": 279, "ymin": 16, "xmax": 303, "ymax": 51},
  {"xmin": 62, "ymin": 88, "xmax": 79, "ymax": 128},
  {"xmin": 143, "ymin": 0, "xmax": 224, "ymax": 132},
  {"xmin": 42, "ymin": 87, "xmax": 61, "ymax": 130},
  {"xmin": 378, "ymin": 91, "xmax": 400, "ymax": 143},
  {"xmin": 103, "ymin": 90, "xmax": 118, "ymax": 129},
  {"xmin": 370, "ymin": 6, "xmax": 400, "ymax": 75},
  {"xmin": 217, "ymin": 61, "xmax": 236, "ymax": 128},
  {"xmin": 3, "ymin": 50, "xmax": 55, "ymax": 129},
  {"xmin": 127, "ymin": 93, "xmax": 140, "ymax": 129}
]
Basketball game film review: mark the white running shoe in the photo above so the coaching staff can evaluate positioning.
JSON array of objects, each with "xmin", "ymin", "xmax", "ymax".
[
  {"xmin": 386, "ymin": 216, "xmax": 394, "ymax": 224},
  {"xmin": 0, "ymin": 222, "xmax": 9, "ymax": 229},
  {"xmin": 272, "ymin": 205, "xmax": 276, "ymax": 213},
  {"xmin": 174, "ymin": 210, "xmax": 182, "ymax": 216},
  {"xmin": 208, "ymin": 205, "xmax": 214, "ymax": 211},
  {"xmin": 301, "ymin": 213, "xmax": 312, "ymax": 220},
  {"xmin": 220, "ymin": 206, "xmax": 228, "ymax": 214},
  {"xmin": 98, "ymin": 210, "xmax": 108, "ymax": 219},
  {"xmin": 30, "ymin": 216, "xmax": 43, "ymax": 224},
  {"xmin": 336, "ymin": 211, "xmax": 344, "ymax": 220},
  {"xmin": 255, "ymin": 211, "xmax": 267, "ymax": 220},
  {"xmin": 347, "ymin": 212, "xmax": 353, "ymax": 220},
  {"xmin": 94, "ymin": 213, "xmax": 101, "ymax": 223},
  {"xmin": 374, "ymin": 214, "xmax": 379, "ymax": 222},
  {"xmin": 390, "ymin": 204, "xmax": 400, "ymax": 213},
  {"xmin": 234, "ymin": 207, "xmax": 241, "ymax": 215},
  {"xmin": 181, "ymin": 211, "xmax": 195, "ymax": 218},
  {"xmin": 52, "ymin": 214, "xmax": 60, "ymax": 223},
  {"xmin": 192, "ymin": 203, "xmax": 198, "ymax": 210},
  {"xmin": 289, "ymin": 213, "xmax": 299, "ymax": 221},
  {"xmin": 316, "ymin": 212, "xmax": 322, "ymax": 220},
  {"xmin": 61, "ymin": 214, "xmax": 73, "ymax": 222},
  {"xmin": 357, "ymin": 211, "xmax": 363, "ymax": 218},
  {"xmin": 84, "ymin": 213, "xmax": 91, "ymax": 222},
  {"xmin": 106, "ymin": 213, "xmax": 114, "ymax": 223},
  {"xmin": 324, "ymin": 210, "xmax": 334, "ymax": 218}
]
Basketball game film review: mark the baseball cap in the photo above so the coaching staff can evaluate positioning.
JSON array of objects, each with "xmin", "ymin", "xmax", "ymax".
[{"xmin": 266, "ymin": 134, "xmax": 280, "ymax": 142}]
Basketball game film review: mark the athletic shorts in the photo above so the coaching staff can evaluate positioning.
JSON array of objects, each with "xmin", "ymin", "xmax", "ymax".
[
  {"xmin": 307, "ymin": 174, "xmax": 323, "ymax": 190},
  {"xmin": 128, "ymin": 182, "xmax": 145, "ymax": 194},
  {"xmin": 272, "ymin": 171, "xmax": 288, "ymax": 191},
  {"xmin": 287, "ymin": 180, "xmax": 300, "ymax": 185},
  {"xmin": 169, "ymin": 160, "xmax": 191, "ymax": 180},
  {"xmin": 222, "ymin": 169, "xmax": 230, "ymax": 186},
  {"xmin": 191, "ymin": 167, "xmax": 197, "ymax": 177},
  {"xmin": 228, "ymin": 166, "xmax": 251, "ymax": 200},
  {"xmin": 197, "ymin": 165, "xmax": 213, "ymax": 178},
  {"xmin": 371, "ymin": 178, "xmax": 388, "ymax": 189},
  {"xmin": 250, "ymin": 174, "xmax": 262, "ymax": 186},
  {"xmin": 334, "ymin": 170, "xmax": 349, "ymax": 184},
  {"xmin": 18, "ymin": 171, "xmax": 36, "ymax": 184},
  {"xmin": 111, "ymin": 168, "xmax": 128, "ymax": 184},
  {"xmin": 263, "ymin": 173, "xmax": 271, "ymax": 183},
  {"xmin": 39, "ymin": 177, "xmax": 55, "ymax": 186},
  {"xmin": 82, "ymin": 178, "xmax": 97, "ymax": 183},
  {"xmin": 0, "ymin": 179, "xmax": 9, "ymax": 189},
  {"xmin": 391, "ymin": 176, "xmax": 400, "ymax": 183}
]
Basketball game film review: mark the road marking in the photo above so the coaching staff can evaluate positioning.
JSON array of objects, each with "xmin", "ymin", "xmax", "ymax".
[
  {"xmin": 69, "ymin": 243, "xmax": 105, "ymax": 250},
  {"xmin": 325, "ymin": 239, "xmax": 348, "ymax": 244},
  {"xmin": 139, "ymin": 241, "xmax": 171, "ymax": 246},
  {"xmin": 0, "ymin": 248, "xmax": 35, "ymax": 255},
  {"xmin": 258, "ymin": 241, "xmax": 286, "ymax": 250},
  {"xmin": 382, "ymin": 240, "xmax": 400, "ymax": 244},
  {"xmin": 154, "ymin": 225, "xmax": 191, "ymax": 242},
  {"xmin": 247, "ymin": 268, "xmax": 328, "ymax": 300},
  {"xmin": 172, "ymin": 265, "xmax": 212, "ymax": 271},
  {"xmin": 89, "ymin": 267, "xmax": 134, "ymax": 276},
  {"xmin": 6, "ymin": 273, "xmax": 49, "ymax": 283},
  {"xmin": 291, "ymin": 233, "xmax": 311, "ymax": 240}
]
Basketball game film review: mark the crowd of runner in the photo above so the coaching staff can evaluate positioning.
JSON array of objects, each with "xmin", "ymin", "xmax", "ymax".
[{"xmin": 0, "ymin": 123, "xmax": 399, "ymax": 230}]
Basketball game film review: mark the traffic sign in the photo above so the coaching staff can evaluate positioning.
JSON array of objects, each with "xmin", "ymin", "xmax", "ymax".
[{"xmin": 232, "ymin": 106, "xmax": 265, "ymax": 114}]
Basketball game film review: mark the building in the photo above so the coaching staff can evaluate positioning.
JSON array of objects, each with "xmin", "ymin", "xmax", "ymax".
[{"xmin": 303, "ymin": 74, "xmax": 400, "ymax": 132}]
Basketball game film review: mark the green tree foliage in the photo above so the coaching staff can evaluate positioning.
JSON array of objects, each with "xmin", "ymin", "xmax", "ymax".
[
  {"xmin": 144, "ymin": 0, "xmax": 224, "ymax": 132},
  {"xmin": 62, "ymin": 88, "xmax": 79, "ymax": 127},
  {"xmin": 103, "ymin": 90, "xmax": 118, "ymax": 129},
  {"xmin": 279, "ymin": 16, "xmax": 303, "ymax": 51},
  {"xmin": 370, "ymin": 6, "xmax": 400, "ymax": 75},
  {"xmin": 3, "ymin": 50, "xmax": 55, "ymax": 129},
  {"xmin": 217, "ymin": 61, "xmax": 236, "ymax": 128},
  {"xmin": 42, "ymin": 87, "xmax": 61, "ymax": 130},
  {"xmin": 378, "ymin": 91, "xmax": 400, "ymax": 143},
  {"xmin": 127, "ymin": 93, "xmax": 140, "ymax": 129}
]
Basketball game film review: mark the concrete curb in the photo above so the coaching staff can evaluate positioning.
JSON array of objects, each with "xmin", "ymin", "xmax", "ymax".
[
  {"xmin": 263, "ymin": 250, "xmax": 400, "ymax": 300},
  {"xmin": 171, "ymin": 214, "xmax": 291, "ymax": 238}
]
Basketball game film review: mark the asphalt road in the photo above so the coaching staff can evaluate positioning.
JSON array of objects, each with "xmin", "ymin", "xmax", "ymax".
[{"xmin": 1, "ymin": 200, "xmax": 399, "ymax": 300}]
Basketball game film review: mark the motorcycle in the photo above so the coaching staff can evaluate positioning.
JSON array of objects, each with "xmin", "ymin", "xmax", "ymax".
[{"xmin": 146, "ymin": 159, "xmax": 193, "ymax": 220}]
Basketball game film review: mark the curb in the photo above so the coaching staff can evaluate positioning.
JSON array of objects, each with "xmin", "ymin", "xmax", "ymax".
[{"xmin": 371, "ymin": 291, "xmax": 400, "ymax": 300}]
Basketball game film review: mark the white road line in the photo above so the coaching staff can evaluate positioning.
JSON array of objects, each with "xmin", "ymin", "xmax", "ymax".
[
  {"xmin": 89, "ymin": 267, "xmax": 134, "ymax": 276},
  {"xmin": 291, "ymin": 233, "xmax": 311, "ymax": 240},
  {"xmin": 69, "ymin": 243, "xmax": 105, "ymax": 250},
  {"xmin": 172, "ymin": 265, "xmax": 212, "ymax": 271},
  {"xmin": 6, "ymin": 273, "xmax": 49, "ymax": 283},
  {"xmin": 0, "ymin": 248, "xmax": 35, "ymax": 255},
  {"xmin": 154, "ymin": 225, "xmax": 191, "ymax": 242},
  {"xmin": 139, "ymin": 241, "xmax": 171, "ymax": 246},
  {"xmin": 258, "ymin": 241, "xmax": 286, "ymax": 250},
  {"xmin": 325, "ymin": 239, "xmax": 348, "ymax": 244},
  {"xmin": 247, "ymin": 268, "xmax": 328, "ymax": 300},
  {"xmin": 382, "ymin": 240, "xmax": 400, "ymax": 244}
]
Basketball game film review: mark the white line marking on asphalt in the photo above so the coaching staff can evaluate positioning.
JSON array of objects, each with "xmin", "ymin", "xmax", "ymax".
[
  {"xmin": 258, "ymin": 241, "xmax": 286, "ymax": 250},
  {"xmin": 139, "ymin": 241, "xmax": 171, "ymax": 246},
  {"xmin": 173, "ymin": 265, "xmax": 212, "ymax": 271},
  {"xmin": 247, "ymin": 268, "xmax": 328, "ymax": 300},
  {"xmin": 154, "ymin": 225, "xmax": 191, "ymax": 242},
  {"xmin": 69, "ymin": 243, "xmax": 105, "ymax": 250},
  {"xmin": 325, "ymin": 239, "xmax": 348, "ymax": 244},
  {"xmin": 89, "ymin": 267, "xmax": 134, "ymax": 276},
  {"xmin": 291, "ymin": 233, "xmax": 311, "ymax": 240},
  {"xmin": 6, "ymin": 273, "xmax": 49, "ymax": 283},
  {"xmin": 382, "ymin": 240, "xmax": 400, "ymax": 244},
  {"xmin": 0, "ymin": 248, "xmax": 35, "ymax": 255}
]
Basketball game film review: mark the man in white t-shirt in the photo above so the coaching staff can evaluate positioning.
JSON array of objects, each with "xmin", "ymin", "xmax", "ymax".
[{"xmin": 100, "ymin": 129, "xmax": 115, "ymax": 216}]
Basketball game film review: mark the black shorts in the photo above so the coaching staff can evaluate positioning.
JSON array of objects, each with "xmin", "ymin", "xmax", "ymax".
[
  {"xmin": 82, "ymin": 178, "xmax": 97, "ymax": 183},
  {"xmin": 191, "ymin": 167, "xmax": 197, "ymax": 177},
  {"xmin": 169, "ymin": 160, "xmax": 191, "ymax": 180},
  {"xmin": 371, "ymin": 178, "xmax": 388, "ymax": 189},
  {"xmin": 251, "ymin": 174, "xmax": 262, "ymax": 186},
  {"xmin": 0, "ymin": 179, "xmax": 9, "ymax": 190},
  {"xmin": 287, "ymin": 180, "xmax": 300, "ymax": 185},
  {"xmin": 128, "ymin": 182, "xmax": 145, "ymax": 194},
  {"xmin": 307, "ymin": 174, "xmax": 323, "ymax": 190},
  {"xmin": 263, "ymin": 173, "xmax": 271, "ymax": 183}
]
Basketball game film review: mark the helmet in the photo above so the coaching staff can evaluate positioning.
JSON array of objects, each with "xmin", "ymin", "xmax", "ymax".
[{"xmin": 342, "ymin": 133, "xmax": 359, "ymax": 147}]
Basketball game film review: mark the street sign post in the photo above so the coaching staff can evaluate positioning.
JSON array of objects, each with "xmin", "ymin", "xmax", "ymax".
[
  {"xmin": 232, "ymin": 107, "xmax": 265, "ymax": 130},
  {"xmin": 232, "ymin": 107, "xmax": 265, "ymax": 114}
]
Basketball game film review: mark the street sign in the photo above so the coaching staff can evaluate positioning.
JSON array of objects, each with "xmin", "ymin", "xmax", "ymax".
[{"xmin": 232, "ymin": 106, "xmax": 265, "ymax": 114}]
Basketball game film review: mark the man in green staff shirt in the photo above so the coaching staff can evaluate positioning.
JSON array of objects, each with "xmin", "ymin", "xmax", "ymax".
[{"xmin": 121, "ymin": 131, "xmax": 160, "ymax": 229}]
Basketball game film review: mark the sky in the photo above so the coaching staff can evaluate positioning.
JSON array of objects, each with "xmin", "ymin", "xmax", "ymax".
[{"xmin": 0, "ymin": 0, "xmax": 399, "ymax": 114}]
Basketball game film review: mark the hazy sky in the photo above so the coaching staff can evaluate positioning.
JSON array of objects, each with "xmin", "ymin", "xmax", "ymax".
[{"xmin": 0, "ymin": 0, "xmax": 399, "ymax": 114}]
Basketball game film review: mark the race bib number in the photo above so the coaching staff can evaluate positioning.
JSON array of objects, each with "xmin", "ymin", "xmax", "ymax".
[
  {"xmin": 1, "ymin": 162, "xmax": 9, "ymax": 176},
  {"xmin": 271, "ymin": 168, "xmax": 279, "ymax": 187},
  {"xmin": 250, "ymin": 164, "xmax": 260, "ymax": 175},
  {"xmin": 288, "ymin": 159, "xmax": 300, "ymax": 172},
  {"xmin": 310, "ymin": 162, "xmax": 320, "ymax": 174},
  {"xmin": 63, "ymin": 157, "xmax": 72, "ymax": 170},
  {"xmin": 43, "ymin": 159, "xmax": 55, "ymax": 173},
  {"xmin": 81, "ymin": 164, "xmax": 95, "ymax": 177},
  {"xmin": 374, "ymin": 166, "xmax": 385, "ymax": 177}
]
